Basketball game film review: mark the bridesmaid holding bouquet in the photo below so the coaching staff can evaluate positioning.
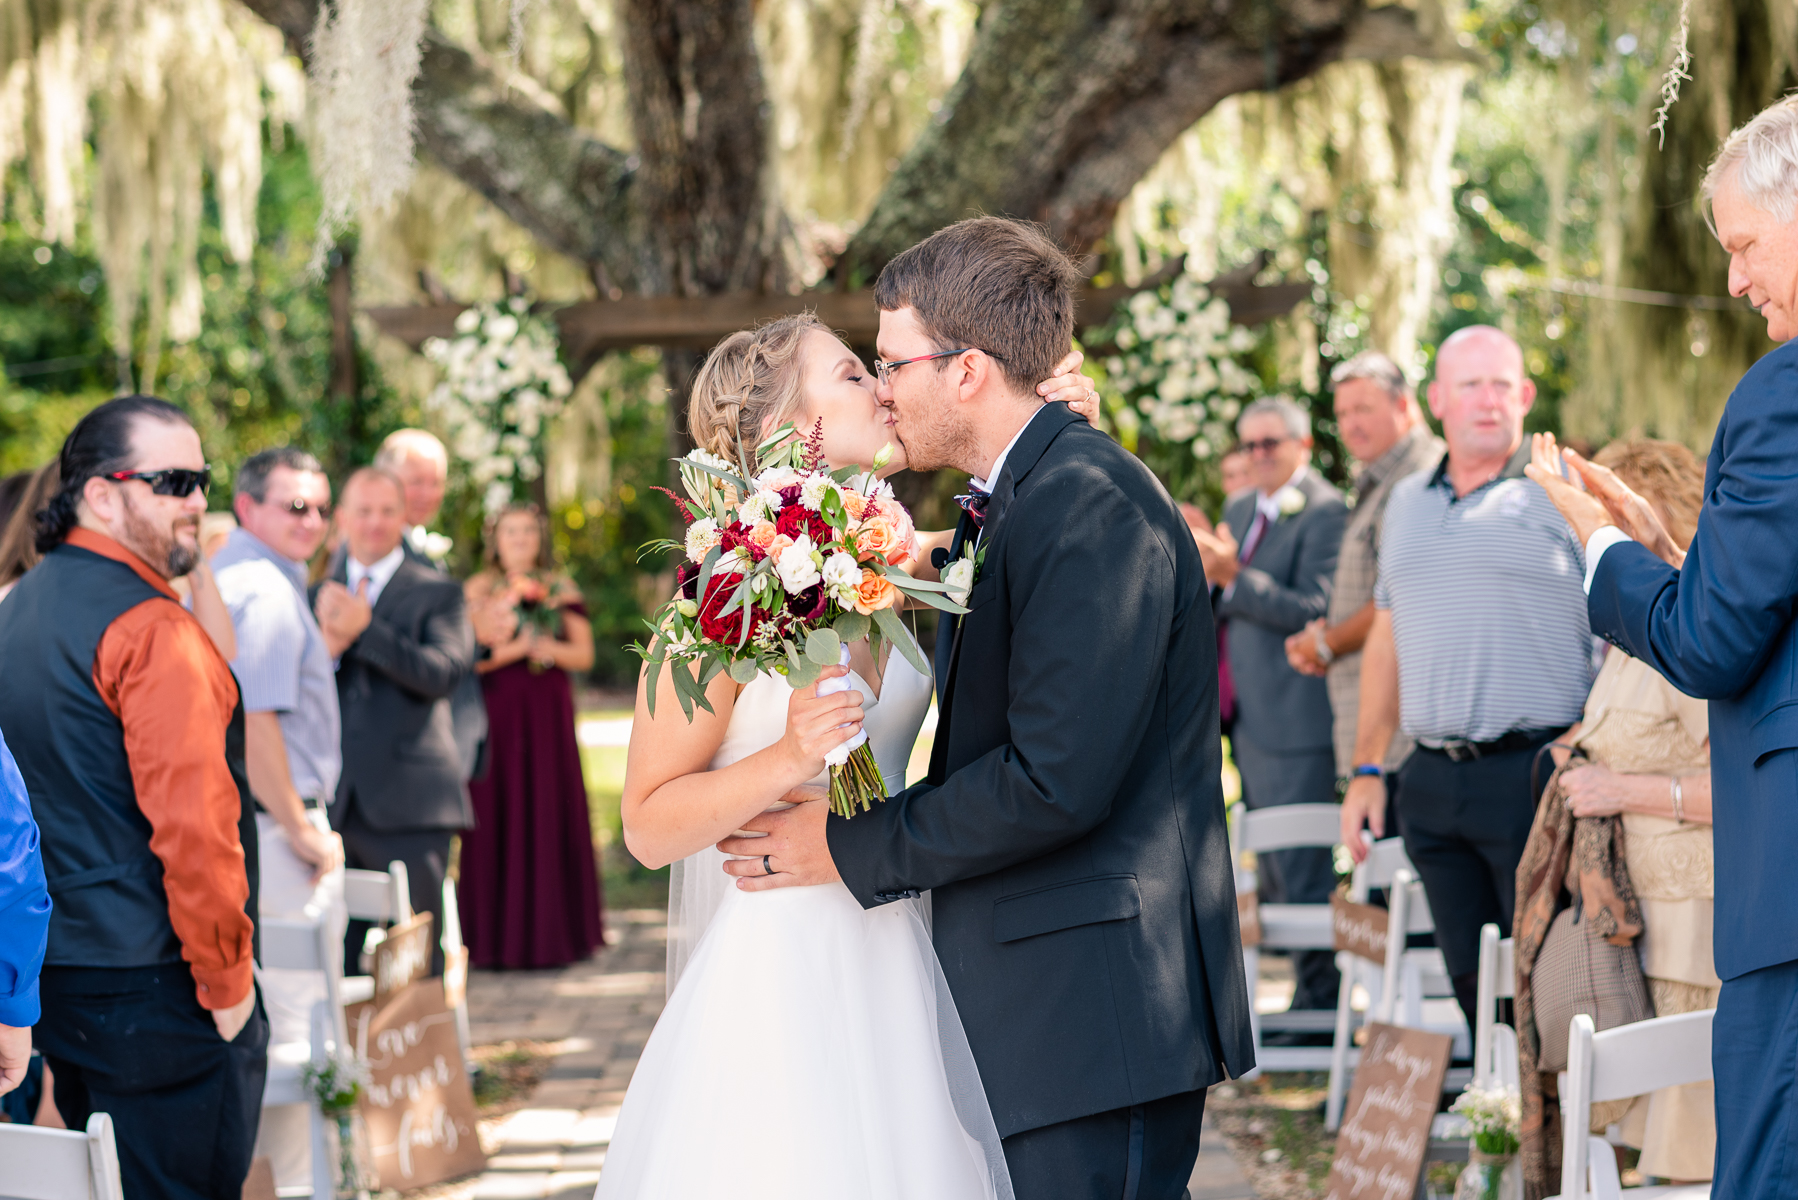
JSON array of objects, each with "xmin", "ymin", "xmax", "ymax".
[{"xmin": 461, "ymin": 502, "xmax": 605, "ymax": 968}]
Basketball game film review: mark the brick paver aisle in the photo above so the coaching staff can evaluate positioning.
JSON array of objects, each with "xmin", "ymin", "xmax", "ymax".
[{"xmin": 446, "ymin": 907, "xmax": 667, "ymax": 1200}]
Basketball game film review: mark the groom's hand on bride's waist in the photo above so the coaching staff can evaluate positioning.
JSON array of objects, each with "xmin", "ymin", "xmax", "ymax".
[{"xmin": 718, "ymin": 786, "xmax": 840, "ymax": 890}]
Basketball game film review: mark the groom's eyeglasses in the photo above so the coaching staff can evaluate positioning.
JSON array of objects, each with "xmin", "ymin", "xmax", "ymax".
[
  {"xmin": 872, "ymin": 348, "xmax": 1005, "ymax": 386},
  {"xmin": 107, "ymin": 467, "xmax": 212, "ymax": 498}
]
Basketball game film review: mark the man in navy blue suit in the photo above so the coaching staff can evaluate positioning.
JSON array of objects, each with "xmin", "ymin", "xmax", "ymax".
[{"xmin": 1528, "ymin": 95, "xmax": 1798, "ymax": 1197}]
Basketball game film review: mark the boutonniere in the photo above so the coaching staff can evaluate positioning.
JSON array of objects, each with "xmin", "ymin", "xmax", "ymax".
[
  {"xmin": 943, "ymin": 542, "xmax": 987, "ymax": 607},
  {"xmin": 1274, "ymin": 486, "xmax": 1307, "ymax": 519}
]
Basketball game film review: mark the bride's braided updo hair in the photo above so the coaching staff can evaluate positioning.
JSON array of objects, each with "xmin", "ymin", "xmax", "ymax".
[{"xmin": 687, "ymin": 313, "xmax": 827, "ymax": 467}]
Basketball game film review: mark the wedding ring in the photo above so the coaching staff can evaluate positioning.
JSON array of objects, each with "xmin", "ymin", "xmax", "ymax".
[{"xmin": 763, "ymin": 854, "xmax": 774, "ymax": 876}]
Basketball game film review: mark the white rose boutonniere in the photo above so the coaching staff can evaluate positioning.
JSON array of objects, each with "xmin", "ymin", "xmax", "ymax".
[
  {"xmin": 1274, "ymin": 486, "xmax": 1307, "ymax": 519},
  {"xmin": 942, "ymin": 556, "xmax": 976, "ymax": 607}
]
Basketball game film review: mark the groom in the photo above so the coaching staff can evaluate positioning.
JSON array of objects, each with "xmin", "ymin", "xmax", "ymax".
[{"xmin": 720, "ymin": 216, "xmax": 1255, "ymax": 1198}]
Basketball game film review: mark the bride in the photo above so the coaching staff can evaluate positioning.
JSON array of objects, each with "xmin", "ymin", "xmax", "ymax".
[{"xmin": 593, "ymin": 313, "xmax": 1096, "ymax": 1199}]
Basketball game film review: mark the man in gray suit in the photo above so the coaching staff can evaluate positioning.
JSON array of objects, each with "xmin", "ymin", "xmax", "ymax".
[{"xmin": 1195, "ymin": 396, "xmax": 1348, "ymax": 1010}]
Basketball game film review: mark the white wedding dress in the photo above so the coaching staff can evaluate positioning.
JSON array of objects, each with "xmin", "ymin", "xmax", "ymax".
[{"xmin": 593, "ymin": 644, "xmax": 1014, "ymax": 1199}]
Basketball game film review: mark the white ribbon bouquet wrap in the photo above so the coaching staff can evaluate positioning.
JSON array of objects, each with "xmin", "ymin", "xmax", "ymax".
[{"xmin": 818, "ymin": 644, "xmax": 869, "ymax": 768}]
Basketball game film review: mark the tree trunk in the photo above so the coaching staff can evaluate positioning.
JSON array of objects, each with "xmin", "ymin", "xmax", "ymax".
[{"xmin": 836, "ymin": 0, "xmax": 1474, "ymax": 283}]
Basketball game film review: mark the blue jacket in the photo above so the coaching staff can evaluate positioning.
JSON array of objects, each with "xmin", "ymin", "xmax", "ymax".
[
  {"xmin": 0, "ymin": 726, "xmax": 50, "ymax": 1025},
  {"xmin": 1588, "ymin": 338, "xmax": 1798, "ymax": 981}
]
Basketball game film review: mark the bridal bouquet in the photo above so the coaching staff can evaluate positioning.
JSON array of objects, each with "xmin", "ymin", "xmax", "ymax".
[{"xmin": 633, "ymin": 422, "xmax": 966, "ymax": 818}]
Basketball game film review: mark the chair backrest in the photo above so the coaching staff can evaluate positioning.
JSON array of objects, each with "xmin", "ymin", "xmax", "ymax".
[
  {"xmin": 1374, "ymin": 868, "xmax": 1440, "ymax": 1021},
  {"xmin": 1473, "ymin": 923, "xmax": 1519, "ymax": 1088},
  {"xmin": 1238, "ymin": 804, "xmax": 1344, "ymax": 855},
  {"xmin": 1560, "ymin": 1010, "xmax": 1715, "ymax": 1199},
  {"xmin": 0, "ymin": 1112, "xmax": 124, "ymax": 1200},
  {"xmin": 343, "ymin": 861, "xmax": 411, "ymax": 923},
  {"xmin": 1347, "ymin": 835, "xmax": 1415, "ymax": 901}
]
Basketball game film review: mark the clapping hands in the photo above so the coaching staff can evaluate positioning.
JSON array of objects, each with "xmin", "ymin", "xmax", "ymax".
[
  {"xmin": 315, "ymin": 579, "xmax": 373, "ymax": 657},
  {"xmin": 1523, "ymin": 433, "xmax": 1685, "ymax": 568},
  {"xmin": 1191, "ymin": 520, "xmax": 1241, "ymax": 588}
]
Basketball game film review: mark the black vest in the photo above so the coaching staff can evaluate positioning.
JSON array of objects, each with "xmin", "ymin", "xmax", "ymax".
[{"xmin": 0, "ymin": 543, "xmax": 258, "ymax": 968}]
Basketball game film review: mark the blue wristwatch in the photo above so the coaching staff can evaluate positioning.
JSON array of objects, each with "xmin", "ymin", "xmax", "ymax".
[{"xmin": 1352, "ymin": 764, "xmax": 1384, "ymax": 779}]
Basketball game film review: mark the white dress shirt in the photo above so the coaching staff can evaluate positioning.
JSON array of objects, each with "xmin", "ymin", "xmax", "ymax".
[
  {"xmin": 1582, "ymin": 525, "xmax": 1633, "ymax": 593},
  {"xmin": 345, "ymin": 545, "xmax": 405, "ymax": 607}
]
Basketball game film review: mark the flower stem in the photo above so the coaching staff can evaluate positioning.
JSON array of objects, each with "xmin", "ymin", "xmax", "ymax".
[{"xmin": 829, "ymin": 743, "xmax": 888, "ymax": 818}]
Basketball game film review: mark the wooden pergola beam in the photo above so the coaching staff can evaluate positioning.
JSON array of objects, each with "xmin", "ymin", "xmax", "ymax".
[{"xmin": 363, "ymin": 277, "xmax": 1309, "ymax": 363}]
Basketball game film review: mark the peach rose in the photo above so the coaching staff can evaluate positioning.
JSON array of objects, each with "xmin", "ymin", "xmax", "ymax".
[
  {"xmin": 766, "ymin": 533, "xmax": 795, "ymax": 560},
  {"xmin": 852, "ymin": 567, "xmax": 900, "ymax": 614},
  {"xmin": 747, "ymin": 520, "xmax": 779, "ymax": 551},
  {"xmin": 841, "ymin": 490, "xmax": 869, "ymax": 520},
  {"xmin": 853, "ymin": 514, "xmax": 901, "ymax": 563}
]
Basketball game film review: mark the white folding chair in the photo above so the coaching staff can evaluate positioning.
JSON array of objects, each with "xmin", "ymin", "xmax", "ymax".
[
  {"xmin": 1325, "ymin": 845, "xmax": 1470, "ymax": 1130},
  {"xmin": 1473, "ymin": 922, "xmax": 1519, "ymax": 1089},
  {"xmin": 259, "ymin": 911, "xmax": 348, "ymax": 1200},
  {"xmin": 340, "ymin": 861, "xmax": 412, "ymax": 1006},
  {"xmin": 440, "ymin": 876, "xmax": 473, "ymax": 1058},
  {"xmin": 1234, "ymin": 802, "xmax": 1343, "ymax": 1074},
  {"xmin": 1549, "ymin": 1011, "xmax": 1714, "ymax": 1200},
  {"xmin": 0, "ymin": 1112, "xmax": 124, "ymax": 1200}
]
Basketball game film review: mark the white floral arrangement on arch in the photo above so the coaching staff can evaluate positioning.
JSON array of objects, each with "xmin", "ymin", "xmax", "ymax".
[
  {"xmin": 1101, "ymin": 270, "xmax": 1287, "ymax": 501},
  {"xmin": 422, "ymin": 298, "xmax": 574, "ymax": 515}
]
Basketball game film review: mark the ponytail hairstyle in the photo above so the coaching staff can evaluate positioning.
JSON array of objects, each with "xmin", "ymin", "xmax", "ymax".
[
  {"xmin": 686, "ymin": 313, "xmax": 828, "ymax": 470},
  {"xmin": 36, "ymin": 395, "xmax": 190, "ymax": 554}
]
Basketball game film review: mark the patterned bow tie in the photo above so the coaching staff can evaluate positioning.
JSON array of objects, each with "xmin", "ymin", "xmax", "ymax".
[{"xmin": 954, "ymin": 485, "xmax": 991, "ymax": 529}]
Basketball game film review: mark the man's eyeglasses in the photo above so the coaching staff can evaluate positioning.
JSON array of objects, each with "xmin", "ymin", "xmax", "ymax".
[
  {"xmin": 107, "ymin": 468, "xmax": 211, "ymax": 498},
  {"xmin": 872, "ymin": 347, "xmax": 1004, "ymax": 386},
  {"xmin": 270, "ymin": 496, "xmax": 331, "ymax": 520},
  {"xmin": 1240, "ymin": 437, "xmax": 1292, "ymax": 456}
]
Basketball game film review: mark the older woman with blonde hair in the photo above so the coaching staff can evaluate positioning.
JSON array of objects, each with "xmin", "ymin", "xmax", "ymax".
[{"xmin": 1521, "ymin": 436, "xmax": 1716, "ymax": 1189}]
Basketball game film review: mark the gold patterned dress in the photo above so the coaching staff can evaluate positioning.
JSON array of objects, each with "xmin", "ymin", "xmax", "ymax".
[{"xmin": 1571, "ymin": 651, "xmax": 1717, "ymax": 1182}]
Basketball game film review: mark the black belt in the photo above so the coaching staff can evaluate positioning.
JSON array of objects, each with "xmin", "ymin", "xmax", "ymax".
[{"xmin": 1419, "ymin": 727, "xmax": 1562, "ymax": 763}]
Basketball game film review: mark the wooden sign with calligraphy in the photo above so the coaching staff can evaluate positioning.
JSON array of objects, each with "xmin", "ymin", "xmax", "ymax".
[
  {"xmin": 1324, "ymin": 1022, "xmax": 1452, "ymax": 1200},
  {"xmin": 347, "ymin": 979, "xmax": 486, "ymax": 1190},
  {"xmin": 1331, "ymin": 892, "xmax": 1390, "ymax": 965},
  {"xmin": 373, "ymin": 912, "xmax": 434, "ymax": 1004}
]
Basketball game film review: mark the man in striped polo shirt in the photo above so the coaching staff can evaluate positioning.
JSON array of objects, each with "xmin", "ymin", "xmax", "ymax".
[{"xmin": 1339, "ymin": 325, "xmax": 1592, "ymax": 1029}]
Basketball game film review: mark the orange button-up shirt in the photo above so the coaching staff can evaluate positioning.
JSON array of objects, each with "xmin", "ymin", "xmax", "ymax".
[{"xmin": 69, "ymin": 527, "xmax": 255, "ymax": 1010}]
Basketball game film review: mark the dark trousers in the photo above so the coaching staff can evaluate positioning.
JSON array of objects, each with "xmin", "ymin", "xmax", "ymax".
[
  {"xmin": 1231, "ymin": 735, "xmax": 1342, "ymax": 1009},
  {"xmin": 36, "ymin": 963, "xmax": 268, "ymax": 1200},
  {"xmin": 336, "ymin": 795, "xmax": 454, "ymax": 977},
  {"xmin": 1395, "ymin": 732, "xmax": 1558, "ymax": 1026},
  {"xmin": 1714, "ymin": 956, "xmax": 1798, "ymax": 1197},
  {"xmin": 1002, "ymin": 1089, "xmax": 1207, "ymax": 1200}
]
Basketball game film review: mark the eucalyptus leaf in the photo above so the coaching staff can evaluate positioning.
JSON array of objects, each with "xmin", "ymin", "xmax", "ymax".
[
  {"xmin": 873, "ymin": 606, "xmax": 929, "ymax": 676},
  {"xmin": 787, "ymin": 654, "xmax": 824, "ymax": 689},
  {"xmin": 833, "ymin": 611, "xmax": 871, "ymax": 643},
  {"xmin": 805, "ymin": 627, "xmax": 843, "ymax": 666},
  {"xmin": 679, "ymin": 459, "xmax": 749, "ymax": 493},
  {"xmin": 728, "ymin": 657, "xmax": 760, "ymax": 684},
  {"xmin": 757, "ymin": 422, "xmax": 798, "ymax": 453},
  {"xmin": 901, "ymin": 588, "xmax": 969, "ymax": 615},
  {"xmin": 645, "ymin": 657, "xmax": 661, "ymax": 716}
]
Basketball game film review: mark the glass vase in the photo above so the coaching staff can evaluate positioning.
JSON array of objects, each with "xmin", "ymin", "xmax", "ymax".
[
  {"xmin": 1453, "ymin": 1147, "xmax": 1520, "ymax": 1200},
  {"xmin": 326, "ymin": 1111, "xmax": 374, "ymax": 1200}
]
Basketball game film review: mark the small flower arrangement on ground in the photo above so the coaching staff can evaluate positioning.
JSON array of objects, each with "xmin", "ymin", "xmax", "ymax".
[
  {"xmin": 422, "ymin": 297, "xmax": 574, "ymax": 515},
  {"xmin": 1450, "ymin": 1081, "xmax": 1521, "ymax": 1156},
  {"xmin": 301, "ymin": 1056, "xmax": 371, "ymax": 1198},
  {"xmin": 633, "ymin": 422, "xmax": 965, "ymax": 818}
]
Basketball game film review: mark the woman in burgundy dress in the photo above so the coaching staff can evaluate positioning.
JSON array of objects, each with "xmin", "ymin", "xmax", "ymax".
[{"xmin": 460, "ymin": 503, "xmax": 604, "ymax": 968}]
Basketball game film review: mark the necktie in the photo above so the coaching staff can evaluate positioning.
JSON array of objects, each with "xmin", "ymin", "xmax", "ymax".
[
  {"xmin": 954, "ymin": 484, "xmax": 991, "ymax": 529},
  {"xmin": 1239, "ymin": 507, "xmax": 1272, "ymax": 566}
]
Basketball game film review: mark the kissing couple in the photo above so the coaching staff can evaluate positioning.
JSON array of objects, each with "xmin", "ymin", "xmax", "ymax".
[{"xmin": 595, "ymin": 217, "xmax": 1255, "ymax": 1200}]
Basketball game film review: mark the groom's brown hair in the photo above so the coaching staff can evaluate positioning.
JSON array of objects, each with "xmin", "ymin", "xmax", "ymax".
[{"xmin": 874, "ymin": 216, "xmax": 1079, "ymax": 393}]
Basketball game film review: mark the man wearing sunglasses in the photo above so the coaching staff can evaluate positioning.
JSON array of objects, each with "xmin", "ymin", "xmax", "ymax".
[{"xmin": 0, "ymin": 395, "xmax": 267, "ymax": 1198}]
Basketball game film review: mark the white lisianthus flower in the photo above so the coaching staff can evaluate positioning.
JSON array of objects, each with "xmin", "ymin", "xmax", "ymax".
[
  {"xmin": 942, "ymin": 556, "xmax": 976, "ymax": 607},
  {"xmin": 800, "ymin": 474, "xmax": 834, "ymax": 512},
  {"xmin": 754, "ymin": 467, "xmax": 800, "ymax": 491},
  {"xmin": 822, "ymin": 552, "xmax": 861, "ymax": 604},
  {"xmin": 676, "ymin": 599, "xmax": 699, "ymax": 618},
  {"xmin": 775, "ymin": 535, "xmax": 823, "ymax": 593},
  {"xmin": 685, "ymin": 518, "xmax": 721, "ymax": 563}
]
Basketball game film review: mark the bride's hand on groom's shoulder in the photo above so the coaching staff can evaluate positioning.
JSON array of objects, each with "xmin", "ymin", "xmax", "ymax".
[
  {"xmin": 1038, "ymin": 350, "xmax": 1102, "ymax": 427},
  {"xmin": 718, "ymin": 790, "xmax": 839, "ymax": 891}
]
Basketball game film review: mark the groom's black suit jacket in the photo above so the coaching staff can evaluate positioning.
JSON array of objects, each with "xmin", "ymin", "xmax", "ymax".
[{"xmin": 829, "ymin": 403, "xmax": 1256, "ymax": 1138}]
